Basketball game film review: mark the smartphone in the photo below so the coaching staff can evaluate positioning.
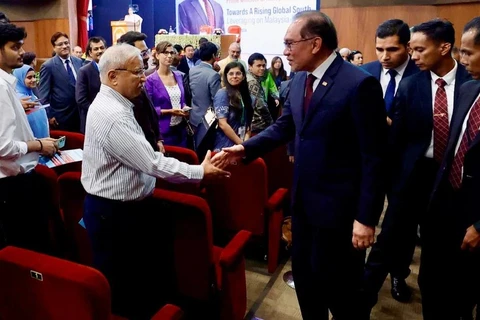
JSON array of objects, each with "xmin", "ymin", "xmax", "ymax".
[
  {"xmin": 183, "ymin": 106, "xmax": 192, "ymax": 112},
  {"xmin": 57, "ymin": 136, "xmax": 66, "ymax": 149}
]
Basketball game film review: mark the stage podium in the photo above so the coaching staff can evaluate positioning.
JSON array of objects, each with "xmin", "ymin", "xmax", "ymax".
[{"xmin": 110, "ymin": 21, "xmax": 139, "ymax": 45}]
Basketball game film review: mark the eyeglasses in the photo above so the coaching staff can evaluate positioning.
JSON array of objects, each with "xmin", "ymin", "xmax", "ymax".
[
  {"xmin": 114, "ymin": 68, "xmax": 145, "ymax": 77},
  {"xmin": 162, "ymin": 51, "xmax": 175, "ymax": 56},
  {"xmin": 283, "ymin": 37, "xmax": 317, "ymax": 50},
  {"xmin": 54, "ymin": 41, "xmax": 70, "ymax": 47},
  {"xmin": 25, "ymin": 75, "xmax": 36, "ymax": 80},
  {"xmin": 227, "ymin": 71, "xmax": 243, "ymax": 77}
]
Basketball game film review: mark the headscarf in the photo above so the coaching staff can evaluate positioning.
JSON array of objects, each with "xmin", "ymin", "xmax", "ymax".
[{"xmin": 12, "ymin": 65, "xmax": 37, "ymax": 100}]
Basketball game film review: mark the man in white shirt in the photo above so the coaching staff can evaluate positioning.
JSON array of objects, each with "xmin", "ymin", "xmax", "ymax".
[
  {"xmin": 81, "ymin": 43, "xmax": 230, "ymax": 319},
  {"xmin": 0, "ymin": 23, "xmax": 58, "ymax": 253},
  {"xmin": 422, "ymin": 17, "xmax": 480, "ymax": 320}
]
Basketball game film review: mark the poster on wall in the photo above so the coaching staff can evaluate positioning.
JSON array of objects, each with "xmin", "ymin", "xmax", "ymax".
[{"xmin": 175, "ymin": 0, "xmax": 318, "ymax": 68}]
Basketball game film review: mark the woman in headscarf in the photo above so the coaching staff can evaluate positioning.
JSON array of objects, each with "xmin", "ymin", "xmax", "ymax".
[{"xmin": 13, "ymin": 65, "xmax": 49, "ymax": 138}]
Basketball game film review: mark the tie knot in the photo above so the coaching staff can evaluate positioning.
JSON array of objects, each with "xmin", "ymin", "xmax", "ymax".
[
  {"xmin": 306, "ymin": 74, "xmax": 316, "ymax": 86},
  {"xmin": 387, "ymin": 69, "xmax": 397, "ymax": 77},
  {"xmin": 436, "ymin": 78, "xmax": 447, "ymax": 88},
  {"xmin": 65, "ymin": 59, "xmax": 70, "ymax": 64}
]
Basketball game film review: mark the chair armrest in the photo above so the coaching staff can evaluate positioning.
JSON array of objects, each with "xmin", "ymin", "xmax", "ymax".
[
  {"xmin": 266, "ymin": 188, "xmax": 288, "ymax": 212},
  {"xmin": 219, "ymin": 230, "xmax": 252, "ymax": 268},
  {"xmin": 151, "ymin": 304, "xmax": 183, "ymax": 320}
]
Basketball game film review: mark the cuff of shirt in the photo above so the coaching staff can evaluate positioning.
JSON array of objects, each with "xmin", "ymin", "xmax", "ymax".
[
  {"xmin": 190, "ymin": 165, "xmax": 204, "ymax": 181},
  {"xmin": 18, "ymin": 141, "xmax": 28, "ymax": 155}
]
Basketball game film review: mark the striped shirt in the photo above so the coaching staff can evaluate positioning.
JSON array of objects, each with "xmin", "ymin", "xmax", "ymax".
[{"xmin": 81, "ymin": 85, "xmax": 204, "ymax": 201}]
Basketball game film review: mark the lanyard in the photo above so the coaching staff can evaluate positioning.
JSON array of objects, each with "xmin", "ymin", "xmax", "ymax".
[{"xmin": 239, "ymin": 96, "xmax": 246, "ymax": 126}]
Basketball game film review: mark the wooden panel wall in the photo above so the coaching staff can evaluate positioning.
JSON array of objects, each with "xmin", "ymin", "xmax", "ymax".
[
  {"xmin": 437, "ymin": 3, "xmax": 480, "ymax": 49},
  {"xmin": 13, "ymin": 19, "xmax": 70, "ymax": 60},
  {"xmin": 322, "ymin": 6, "xmax": 437, "ymax": 63}
]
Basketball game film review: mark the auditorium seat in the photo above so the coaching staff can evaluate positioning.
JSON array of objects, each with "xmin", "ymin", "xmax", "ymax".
[
  {"xmin": 205, "ymin": 157, "xmax": 288, "ymax": 273},
  {"xmin": 0, "ymin": 246, "xmax": 184, "ymax": 320},
  {"xmin": 152, "ymin": 188, "xmax": 251, "ymax": 320},
  {"xmin": 57, "ymin": 171, "xmax": 92, "ymax": 266},
  {"xmin": 156, "ymin": 145, "xmax": 204, "ymax": 196},
  {"xmin": 49, "ymin": 130, "xmax": 85, "ymax": 175}
]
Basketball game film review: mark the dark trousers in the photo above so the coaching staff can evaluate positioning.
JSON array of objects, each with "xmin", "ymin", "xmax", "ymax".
[
  {"xmin": 0, "ymin": 171, "xmax": 51, "ymax": 254},
  {"xmin": 419, "ymin": 183, "xmax": 480, "ymax": 320},
  {"xmin": 83, "ymin": 194, "xmax": 175, "ymax": 320},
  {"xmin": 363, "ymin": 157, "xmax": 438, "ymax": 307},
  {"xmin": 292, "ymin": 213, "xmax": 367, "ymax": 320}
]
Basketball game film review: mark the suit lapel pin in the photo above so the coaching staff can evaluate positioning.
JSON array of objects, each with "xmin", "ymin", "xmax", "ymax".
[{"xmin": 322, "ymin": 81, "xmax": 328, "ymax": 86}]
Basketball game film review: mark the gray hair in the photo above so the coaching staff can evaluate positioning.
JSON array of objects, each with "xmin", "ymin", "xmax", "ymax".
[{"xmin": 98, "ymin": 43, "xmax": 142, "ymax": 81}]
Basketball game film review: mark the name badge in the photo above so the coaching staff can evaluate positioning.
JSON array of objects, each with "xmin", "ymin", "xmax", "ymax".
[{"xmin": 238, "ymin": 126, "xmax": 246, "ymax": 141}]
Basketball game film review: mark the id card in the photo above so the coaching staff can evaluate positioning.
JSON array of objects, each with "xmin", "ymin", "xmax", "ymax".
[{"xmin": 238, "ymin": 126, "xmax": 246, "ymax": 141}]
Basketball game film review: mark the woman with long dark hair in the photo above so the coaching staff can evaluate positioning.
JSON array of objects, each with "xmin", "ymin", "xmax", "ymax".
[
  {"xmin": 268, "ymin": 56, "xmax": 288, "ymax": 89},
  {"xmin": 213, "ymin": 61, "xmax": 253, "ymax": 151}
]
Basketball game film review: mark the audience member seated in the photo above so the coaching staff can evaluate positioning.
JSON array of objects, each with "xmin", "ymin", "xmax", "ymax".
[{"xmin": 348, "ymin": 50, "xmax": 364, "ymax": 66}]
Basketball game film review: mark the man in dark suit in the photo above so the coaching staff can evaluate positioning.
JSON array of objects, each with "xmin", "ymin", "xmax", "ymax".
[
  {"xmin": 177, "ymin": 44, "xmax": 199, "ymax": 75},
  {"xmin": 361, "ymin": 19, "xmax": 421, "ymax": 303},
  {"xmin": 75, "ymin": 36, "xmax": 106, "ymax": 134},
  {"xmin": 420, "ymin": 17, "xmax": 480, "ymax": 320},
  {"xmin": 178, "ymin": 0, "xmax": 224, "ymax": 34},
  {"xmin": 212, "ymin": 11, "xmax": 386, "ymax": 320},
  {"xmin": 362, "ymin": 19, "xmax": 419, "ymax": 123},
  {"xmin": 39, "ymin": 32, "xmax": 83, "ymax": 132},
  {"xmin": 364, "ymin": 19, "xmax": 471, "ymax": 315}
]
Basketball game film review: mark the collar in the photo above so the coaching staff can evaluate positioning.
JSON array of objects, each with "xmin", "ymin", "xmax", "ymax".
[
  {"xmin": 382, "ymin": 55, "xmax": 410, "ymax": 77},
  {"xmin": 200, "ymin": 61, "xmax": 213, "ymax": 69},
  {"xmin": 58, "ymin": 55, "xmax": 71, "ymax": 64},
  {"xmin": 0, "ymin": 68, "xmax": 17, "ymax": 87},
  {"xmin": 309, "ymin": 51, "xmax": 337, "ymax": 80},
  {"xmin": 100, "ymin": 84, "xmax": 135, "ymax": 109},
  {"xmin": 430, "ymin": 59, "xmax": 457, "ymax": 86}
]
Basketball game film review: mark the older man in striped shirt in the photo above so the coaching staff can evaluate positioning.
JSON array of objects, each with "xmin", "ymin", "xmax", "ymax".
[{"xmin": 81, "ymin": 43, "xmax": 230, "ymax": 319}]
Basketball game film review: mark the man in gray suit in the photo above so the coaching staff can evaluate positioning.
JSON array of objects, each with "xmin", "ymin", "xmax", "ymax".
[
  {"xmin": 188, "ymin": 42, "xmax": 221, "ymax": 155},
  {"xmin": 39, "ymin": 32, "xmax": 83, "ymax": 132}
]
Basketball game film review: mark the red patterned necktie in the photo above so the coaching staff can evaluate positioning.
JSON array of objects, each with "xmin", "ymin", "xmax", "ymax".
[
  {"xmin": 448, "ymin": 97, "xmax": 480, "ymax": 189},
  {"xmin": 303, "ymin": 74, "xmax": 316, "ymax": 114},
  {"xmin": 203, "ymin": 0, "xmax": 215, "ymax": 27},
  {"xmin": 433, "ymin": 78, "xmax": 449, "ymax": 163}
]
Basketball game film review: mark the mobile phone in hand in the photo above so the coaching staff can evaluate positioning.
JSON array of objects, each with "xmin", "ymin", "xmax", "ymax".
[
  {"xmin": 183, "ymin": 106, "xmax": 192, "ymax": 112},
  {"xmin": 57, "ymin": 136, "xmax": 66, "ymax": 149}
]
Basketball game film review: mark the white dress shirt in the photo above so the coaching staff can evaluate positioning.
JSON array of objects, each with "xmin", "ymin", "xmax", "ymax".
[
  {"xmin": 379, "ymin": 56, "xmax": 410, "ymax": 97},
  {"xmin": 0, "ymin": 68, "xmax": 38, "ymax": 178},
  {"xmin": 81, "ymin": 85, "xmax": 204, "ymax": 201},
  {"xmin": 308, "ymin": 51, "xmax": 337, "ymax": 92},
  {"xmin": 425, "ymin": 61, "xmax": 457, "ymax": 158},
  {"xmin": 58, "ymin": 55, "xmax": 77, "ymax": 80}
]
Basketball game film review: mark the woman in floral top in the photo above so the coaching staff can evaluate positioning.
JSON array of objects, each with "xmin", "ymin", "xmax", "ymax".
[{"xmin": 213, "ymin": 61, "xmax": 253, "ymax": 151}]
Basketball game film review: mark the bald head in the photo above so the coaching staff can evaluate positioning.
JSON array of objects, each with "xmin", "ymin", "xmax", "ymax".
[
  {"xmin": 228, "ymin": 42, "xmax": 241, "ymax": 60},
  {"xmin": 339, "ymin": 47, "xmax": 350, "ymax": 60},
  {"xmin": 72, "ymin": 46, "xmax": 83, "ymax": 58}
]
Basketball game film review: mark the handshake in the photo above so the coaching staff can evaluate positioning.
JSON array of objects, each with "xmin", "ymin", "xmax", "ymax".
[{"xmin": 199, "ymin": 145, "xmax": 246, "ymax": 181}]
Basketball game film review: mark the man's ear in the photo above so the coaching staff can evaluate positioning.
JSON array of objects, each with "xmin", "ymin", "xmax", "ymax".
[
  {"xmin": 440, "ymin": 42, "xmax": 452, "ymax": 56},
  {"xmin": 108, "ymin": 70, "xmax": 118, "ymax": 85}
]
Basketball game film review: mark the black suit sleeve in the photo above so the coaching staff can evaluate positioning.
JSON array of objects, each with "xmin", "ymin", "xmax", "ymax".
[
  {"xmin": 75, "ymin": 67, "xmax": 91, "ymax": 117},
  {"xmin": 39, "ymin": 62, "xmax": 52, "ymax": 117},
  {"xmin": 242, "ymin": 88, "xmax": 296, "ymax": 161},
  {"xmin": 351, "ymin": 76, "xmax": 388, "ymax": 226}
]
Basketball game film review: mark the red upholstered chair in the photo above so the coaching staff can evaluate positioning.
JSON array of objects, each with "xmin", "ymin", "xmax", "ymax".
[
  {"xmin": 205, "ymin": 157, "xmax": 288, "ymax": 273},
  {"xmin": 57, "ymin": 171, "xmax": 93, "ymax": 266},
  {"xmin": 152, "ymin": 188, "xmax": 251, "ymax": 320},
  {"xmin": 0, "ymin": 246, "xmax": 184, "ymax": 320},
  {"xmin": 49, "ymin": 130, "xmax": 85, "ymax": 175},
  {"xmin": 260, "ymin": 144, "xmax": 294, "ymax": 196},
  {"xmin": 156, "ymin": 146, "xmax": 204, "ymax": 196},
  {"xmin": 199, "ymin": 25, "xmax": 213, "ymax": 34}
]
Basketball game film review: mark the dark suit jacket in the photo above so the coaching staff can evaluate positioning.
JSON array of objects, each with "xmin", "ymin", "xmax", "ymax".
[
  {"xmin": 362, "ymin": 59, "xmax": 419, "ymax": 116},
  {"xmin": 177, "ymin": 56, "xmax": 199, "ymax": 75},
  {"xmin": 390, "ymin": 64, "xmax": 471, "ymax": 194},
  {"xmin": 243, "ymin": 55, "xmax": 387, "ymax": 228},
  {"xmin": 75, "ymin": 62, "xmax": 101, "ymax": 134},
  {"xmin": 39, "ymin": 55, "xmax": 83, "ymax": 131},
  {"xmin": 430, "ymin": 80, "xmax": 480, "ymax": 231},
  {"xmin": 178, "ymin": 0, "xmax": 224, "ymax": 34}
]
